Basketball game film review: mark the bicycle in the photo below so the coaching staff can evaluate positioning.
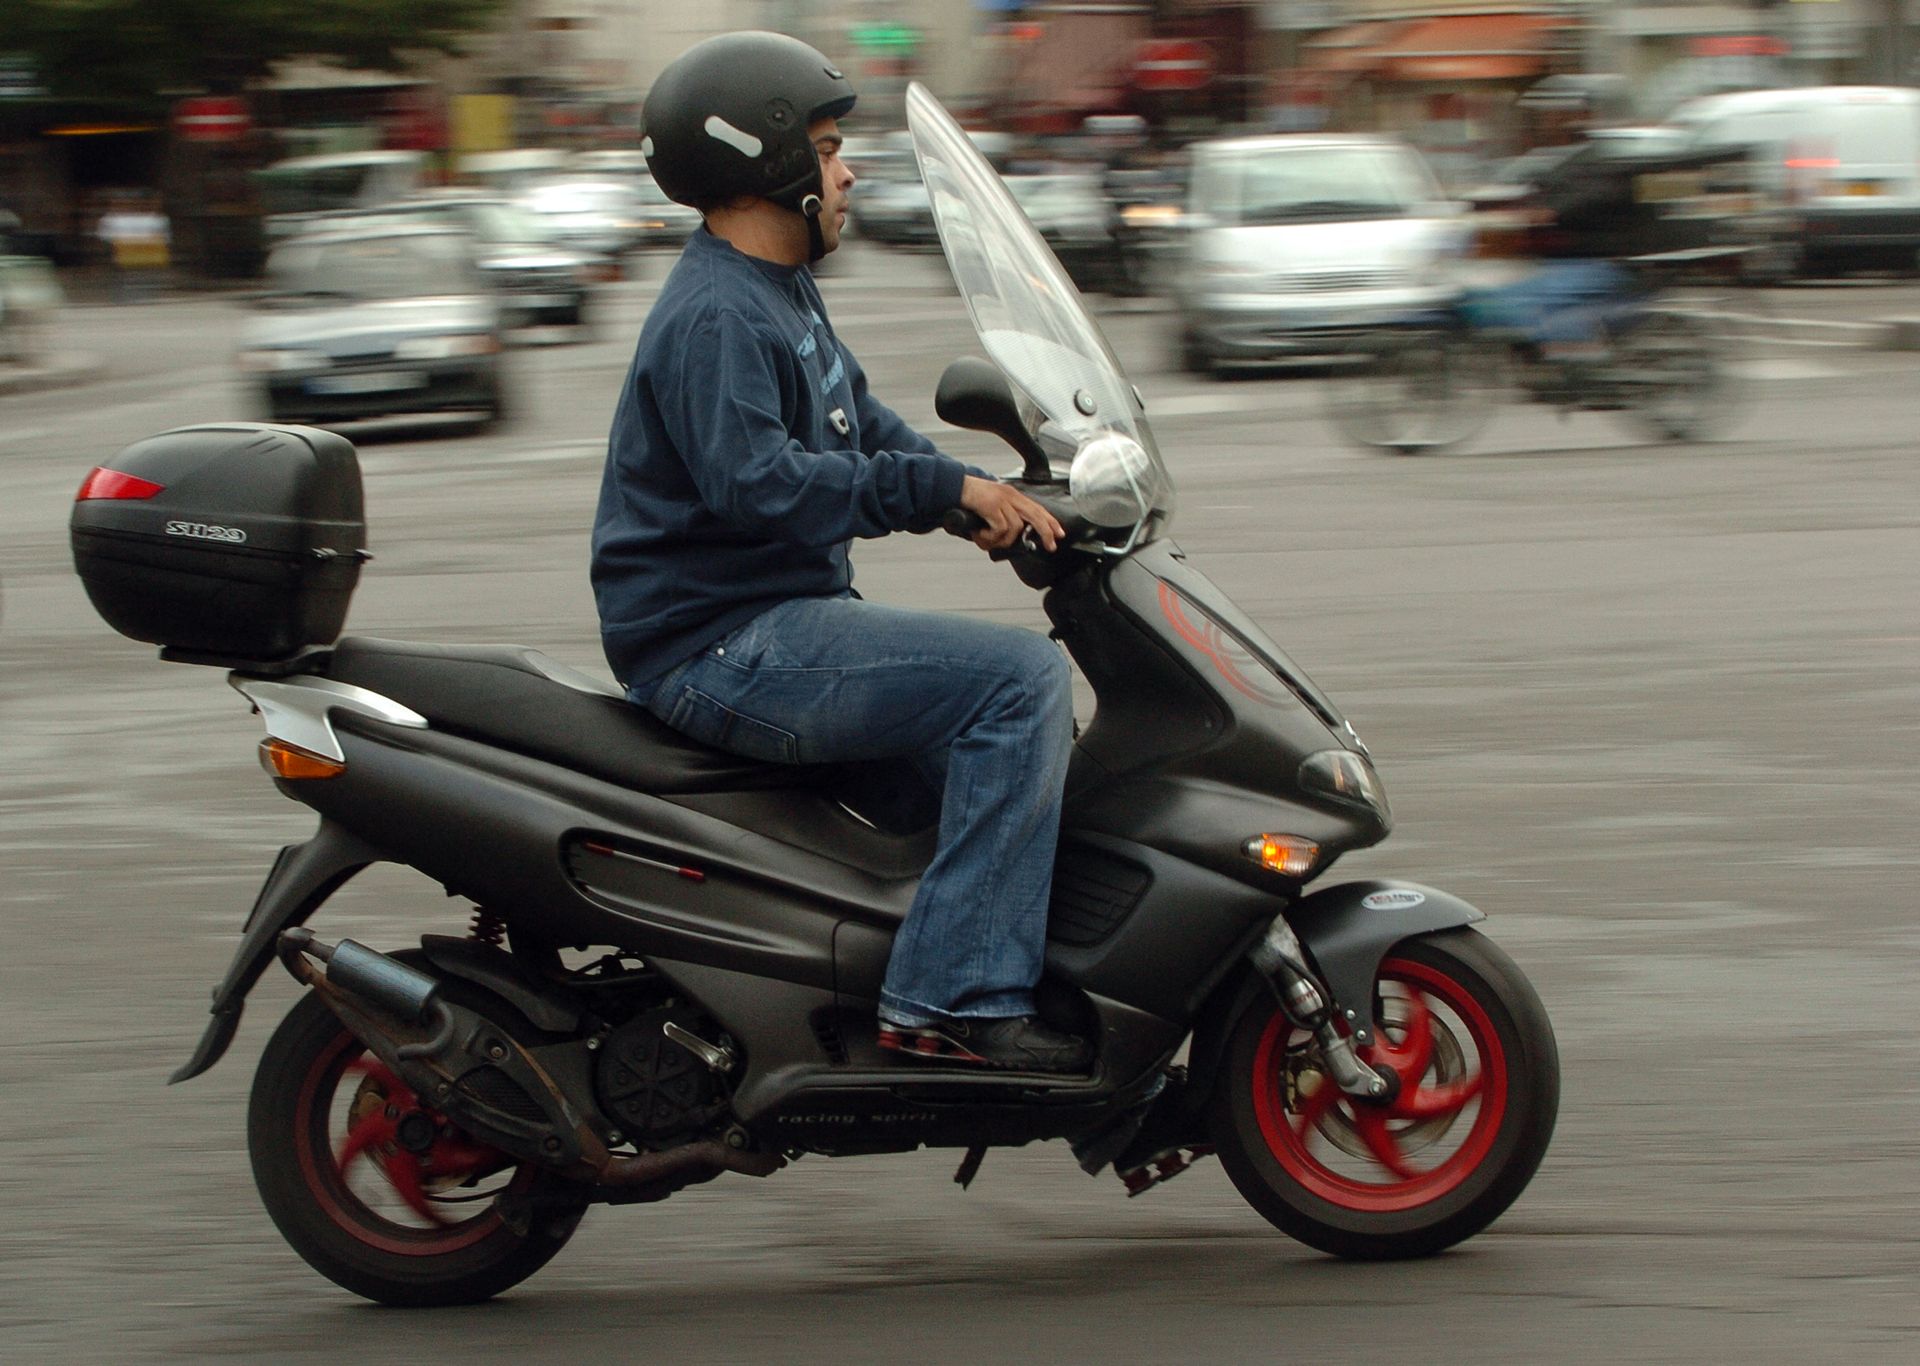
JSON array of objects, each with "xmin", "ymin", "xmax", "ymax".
[{"xmin": 1325, "ymin": 247, "xmax": 1748, "ymax": 455}]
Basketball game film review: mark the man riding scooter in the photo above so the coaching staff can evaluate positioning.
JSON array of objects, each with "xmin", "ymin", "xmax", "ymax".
[{"xmin": 591, "ymin": 32, "xmax": 1090, "ymax": 1072}]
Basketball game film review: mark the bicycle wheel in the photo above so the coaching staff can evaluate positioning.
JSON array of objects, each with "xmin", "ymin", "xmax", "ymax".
[
  {"xmin": 1609, "ymin": 309, "xmax": 1738, "ymax": 443},
  {"xmin": 1325, "ymin": 329, "xmax": 1496, "ymax": 455}
]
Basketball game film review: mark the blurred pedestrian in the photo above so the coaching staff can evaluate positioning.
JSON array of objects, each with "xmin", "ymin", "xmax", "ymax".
[{"xmin": 97, "ymin": 192, "xmax": 170, "ymax": 303}]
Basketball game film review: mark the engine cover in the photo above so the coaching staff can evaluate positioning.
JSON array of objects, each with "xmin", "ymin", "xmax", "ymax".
[{"xmin": 594, "ymin": 1007, "xmax": 725, "ymax": 1146}]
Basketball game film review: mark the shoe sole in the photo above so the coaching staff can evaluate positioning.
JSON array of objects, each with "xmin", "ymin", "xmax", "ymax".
[{"xmin": 876, "ymin": 1024, "xmax": 1087, "ymax": 1073}]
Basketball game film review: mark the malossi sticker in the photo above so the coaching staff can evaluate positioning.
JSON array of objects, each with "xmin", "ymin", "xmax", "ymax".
[{"xmin": 1361, "ymin": 889, "xmax": 1427, "ymax": 911}]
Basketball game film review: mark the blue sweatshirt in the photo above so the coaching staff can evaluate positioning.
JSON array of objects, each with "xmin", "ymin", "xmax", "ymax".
[{"xmin": 591, "ymin": 228, "xmax": 972, "ymax": 689}]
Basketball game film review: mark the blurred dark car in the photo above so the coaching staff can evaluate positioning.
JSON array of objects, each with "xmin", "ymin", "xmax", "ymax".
[
  {"xmin": 1468, "ymin": 130, "xmax": 1786, "ymax": 277},
  {"xmin": 237, "ymin": 224, "xmax": 507, "ymax": 429},
  {"xmin": 323, "ymin": 192, "xmax": 598, "ymax": 328},
  {"xmin": 1006, "ymin": 173, "xmax": 1116, "ymax": 291}
]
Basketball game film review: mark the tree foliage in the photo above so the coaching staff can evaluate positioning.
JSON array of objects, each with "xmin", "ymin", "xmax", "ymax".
[{"xmin": 3, "ymin": 0, "xmax": 511, "ymax": 103}]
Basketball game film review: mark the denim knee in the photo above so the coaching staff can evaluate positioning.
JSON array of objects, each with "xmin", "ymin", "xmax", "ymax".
[{"xmin": 1001, "ymin": 632, "xmax": 1073, "ymax": 729}]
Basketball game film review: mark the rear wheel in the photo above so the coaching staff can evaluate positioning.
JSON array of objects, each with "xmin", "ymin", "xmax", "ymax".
[
  {"xmin": 248, "ymin": 987, "xmax": 588, "ymax": 1305},
  {"xmin": 1325, "ymin": 329, "xmax": 1495, "ymax": 455},
  {"xmin": 1609, "ymin": 309, "xmax": 1736, "ymax": 442},
  {"xmin": 1210, "ymin": 928, "xmax": 1558, "ymax": 1259}
]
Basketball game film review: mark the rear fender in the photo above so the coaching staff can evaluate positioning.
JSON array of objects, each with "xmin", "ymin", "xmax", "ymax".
[
  {"xmin": 169, "ymin": 819, "xmax": 385, "ymax": 1083},
  {"xmin": 1184, "ymin": 879, "xmax": 1484, "ymax": 1107}
]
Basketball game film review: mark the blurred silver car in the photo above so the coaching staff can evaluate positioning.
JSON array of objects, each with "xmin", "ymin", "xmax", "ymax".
[
  {"xmin": 626, "ymin": 173, "xmax": 703, "ymax": 251},
  {"xmin": 238, "ymin": 224, "xmax": 507, "ymax": 429},
  {"xmin": 515, "ymin": 179, "xmax": 651, "ymax": 258},
  {"xmin": 328, "ymin": 193, "xmax": 598, "ymax": 328},
  {"xmin": 1170, "ymin": 135, "xmax": 1469, "ymax": 374},
  {"xmin": 854, "ymin": 174, "xmax": 937, "ymax": 248}
]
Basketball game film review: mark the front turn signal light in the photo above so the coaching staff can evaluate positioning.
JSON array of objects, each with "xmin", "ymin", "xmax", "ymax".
[
  {"xmin": 1243, "ymin": 833, "xmax": 1320, "ymax": 878},
  {"xmin": 259, "ymin": 738, "xmax": 346, "ymax": 781}
]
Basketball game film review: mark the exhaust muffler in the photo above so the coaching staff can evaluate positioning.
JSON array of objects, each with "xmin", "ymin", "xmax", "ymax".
[{"xmin": 275, "ymin": 930, "xmax": 781, "ymax": 1194}]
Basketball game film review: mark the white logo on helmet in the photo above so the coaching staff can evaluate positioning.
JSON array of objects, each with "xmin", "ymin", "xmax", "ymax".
[
  {"xmin": 640, "ymin": 136, "xmax": 654, "ymax": 158},
  {"xmin": 704, "ymin": 116, "xmax": 764, "ymax": 158}
]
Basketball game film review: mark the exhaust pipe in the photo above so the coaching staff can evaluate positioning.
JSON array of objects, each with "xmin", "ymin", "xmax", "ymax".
[
  {"xmin": 276, "ymin": 930, "xmax": 783, "ymax": 1194},
  {"xmin": 278, "ymin": 926, "xmax": 439, "ymax": 1019}
]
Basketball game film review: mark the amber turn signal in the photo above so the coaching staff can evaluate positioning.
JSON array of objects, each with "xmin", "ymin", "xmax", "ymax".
[
  {"xmin": 259, "ymin": 738, "xmax": 346, "ymax": 780},
  {"xmin": 1242, "ymin": 833, "xmax": 1319, "ymax": 878}
]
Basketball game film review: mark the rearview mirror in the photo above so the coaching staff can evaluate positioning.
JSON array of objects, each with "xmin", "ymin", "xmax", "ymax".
[{"xmin": 934, "ymin": 356, "xmax": 1051, "ymax": 483}]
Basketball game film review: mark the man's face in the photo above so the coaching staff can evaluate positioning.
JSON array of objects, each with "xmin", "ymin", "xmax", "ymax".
[{"xmin": 811, "ymin": 118, "xmax": 854, "ymax": 254}]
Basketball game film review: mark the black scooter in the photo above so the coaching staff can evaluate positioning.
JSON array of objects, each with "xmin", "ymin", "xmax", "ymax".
[{"xmin": 70, "ymin": 87, "xmax": 1558, "ymax": 1307}]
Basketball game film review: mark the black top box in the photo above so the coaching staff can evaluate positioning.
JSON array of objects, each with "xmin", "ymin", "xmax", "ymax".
[{"xmin": 71, "ymin": 423, "xmax": 367, "ymax": 664}]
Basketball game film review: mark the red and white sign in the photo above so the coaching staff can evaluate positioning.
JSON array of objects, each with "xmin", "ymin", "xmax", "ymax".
[
  {"xmin": 173, "ymin": 95, "xmax": 251, "ymax": 143},
  {"xmin": 1135, "ymin": 39, "xmax": 1213, "ymax": 94}
]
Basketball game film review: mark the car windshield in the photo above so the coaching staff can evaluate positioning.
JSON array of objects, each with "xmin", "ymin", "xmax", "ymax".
[
  {"xmin": 269, "ymin": 234, "xmax": 475, "ymax": 300},
  {"xmin": 1205, "ymin": 144, "xmax": 1438, "ymax": 224}
]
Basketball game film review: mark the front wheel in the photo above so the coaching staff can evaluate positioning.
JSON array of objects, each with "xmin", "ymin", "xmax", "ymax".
[
  {"xmin": 1608, "ymin": 309, "xmax": 1737, "ymax": 443},
  {"xmin": 1210, "ymin": 928, "xmax": 1558, "ymax": 1259},
  {"xmin": 248, "ymin": 987, "xmax": 588, "ymax": 1305}
]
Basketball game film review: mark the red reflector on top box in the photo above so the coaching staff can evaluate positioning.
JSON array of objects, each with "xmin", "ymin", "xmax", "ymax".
[{"xmin": 76, "ymin": 467, "xmax": 166, "ymax": 501}]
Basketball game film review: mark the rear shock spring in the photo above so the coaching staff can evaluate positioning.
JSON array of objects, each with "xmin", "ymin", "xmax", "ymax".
[{"xmin": 467, "ymin": 907, "xmax": 508, "ymax": 949}]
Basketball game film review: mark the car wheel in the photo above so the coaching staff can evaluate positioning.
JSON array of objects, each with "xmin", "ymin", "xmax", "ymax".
[
  {"xmin": 473, "ymin": 380, "xmax": 509, "ymax": 433},
  {"xmin": 1176, "ymin": 327, "xmax": 1216, "ymax": 378}
]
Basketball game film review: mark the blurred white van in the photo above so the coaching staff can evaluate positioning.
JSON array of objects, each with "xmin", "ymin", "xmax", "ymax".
[{"xmin": 1666, "ymin": 86, "xmax": 1920, "ymax": 273}]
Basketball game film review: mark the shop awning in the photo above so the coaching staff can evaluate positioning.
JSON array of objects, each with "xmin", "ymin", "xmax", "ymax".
[
  {"xmin": 1303, "ymin": 20, "xmax": 1412, "ymax": 74},
  {"xmin": 1343, "ymin": 12, "xmax": 1563, "ymax": 83}
]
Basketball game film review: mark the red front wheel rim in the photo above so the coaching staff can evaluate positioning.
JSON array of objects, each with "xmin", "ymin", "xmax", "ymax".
[{"xmin": 1251, "ymin": 955, "xmax": 1509, "ymax": 1214}]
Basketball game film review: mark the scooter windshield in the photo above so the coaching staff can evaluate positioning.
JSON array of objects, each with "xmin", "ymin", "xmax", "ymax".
[{"xmin": 905, "ymin": 83, "xmax": 1174, "ymax": 536}]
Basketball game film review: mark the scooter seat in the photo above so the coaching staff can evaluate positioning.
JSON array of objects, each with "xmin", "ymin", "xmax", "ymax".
[
  {"xmin": 319, "ymin": 637, "xmax": 940, "ymax": 880},
  {"xmin": 322, "ymin": 635, "xmax": 809, "ymax": 795}
]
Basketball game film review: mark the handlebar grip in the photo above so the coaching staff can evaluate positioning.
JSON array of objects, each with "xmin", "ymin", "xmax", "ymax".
[{"xmin": 941, "ymin": 507, "xmax": 985, "ymax": 538}]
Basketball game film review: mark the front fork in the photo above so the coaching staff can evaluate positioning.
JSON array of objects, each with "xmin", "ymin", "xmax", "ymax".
[{"xmin": 1249, "ymin": 915, "xmax": 1392, "ymax": 1102}]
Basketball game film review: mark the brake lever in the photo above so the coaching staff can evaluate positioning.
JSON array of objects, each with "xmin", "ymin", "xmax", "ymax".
[{"xmin": 989, "ymin": 527, "xmax": 1045, "ymax": 562}]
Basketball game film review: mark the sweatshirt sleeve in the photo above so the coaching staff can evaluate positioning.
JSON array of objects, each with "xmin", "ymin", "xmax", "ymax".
[
  {"xmin": 654, "ymin": 308, "xmax": 968, "ymax": 546},
  {"xmin": 844, "ymin": 342, "xmax": 996, "ymax": 482}
]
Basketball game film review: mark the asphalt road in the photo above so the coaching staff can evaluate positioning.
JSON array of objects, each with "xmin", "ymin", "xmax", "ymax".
[{"xmin": 3, "ymin": 241, "xmax": 1919, "ymax": 1362}]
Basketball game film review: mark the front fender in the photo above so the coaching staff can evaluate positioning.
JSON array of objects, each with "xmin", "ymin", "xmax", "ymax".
[
  {"xmin": 1288, "ymin": 879, "xmax": 1485, "ymax": 1042},
  {"xmin": 1184, "ymin": 879, "xmax": 1485, "ymax": 1110}
]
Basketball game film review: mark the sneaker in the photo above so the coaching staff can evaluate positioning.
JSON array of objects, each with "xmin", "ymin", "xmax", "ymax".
[{"xmin": 877, "ymin": 1015, "xmax": 1092, "ymax": 1073}]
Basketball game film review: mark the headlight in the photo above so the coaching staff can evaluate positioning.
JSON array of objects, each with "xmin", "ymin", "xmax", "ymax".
[
  {"xmin": 1068, "ymin": 432, "xmax": 1159, "ymax": 528},
  {"xmin": 394, "ymin": 334, "xmax": 500, "ymax": 360},
  {"xmin": 237, "ymin": 348, "xmax": 327, "ymax": 373},
  {"xmin": 1300, "ymin": 749, "xmax": 1390, "ymax": 819}
]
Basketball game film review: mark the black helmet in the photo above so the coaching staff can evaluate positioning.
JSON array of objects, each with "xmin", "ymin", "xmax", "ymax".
[{"xmin": 643, "ymin": 32, "xmax": 856, "ymax": 216}]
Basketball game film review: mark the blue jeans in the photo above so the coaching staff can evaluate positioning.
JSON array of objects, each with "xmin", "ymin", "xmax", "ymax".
[
  {"xmin": 638, "ymin": 595, "xmax": 1074, "ymax": 1027},
  {"xmin": 1461, "ymin": 258, "xmax": 1631, "ymax": 344}
]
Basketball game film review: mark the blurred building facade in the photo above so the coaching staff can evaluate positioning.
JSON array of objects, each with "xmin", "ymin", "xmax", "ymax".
[{"xmin": 6, "ymin": 0, "xmax": 1917, "ymax": 278}]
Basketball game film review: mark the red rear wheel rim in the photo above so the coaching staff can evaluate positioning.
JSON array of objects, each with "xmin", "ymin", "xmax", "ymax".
[
  {"xmin": 1251, "ymin": 955, "xmax": 1508, "ymax": 1214},
  {"xmin": 293, "ymin": 1028, "xmax": 527, "ymax": 1257}
]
